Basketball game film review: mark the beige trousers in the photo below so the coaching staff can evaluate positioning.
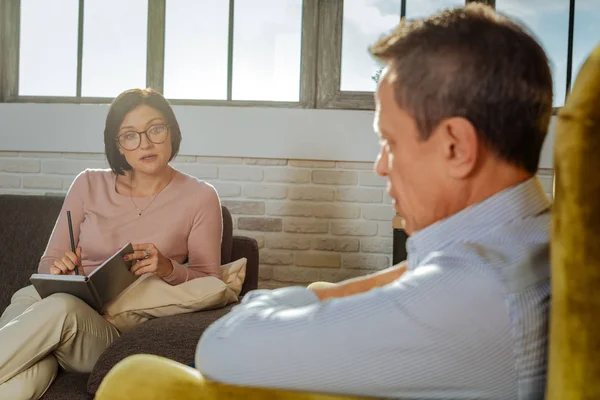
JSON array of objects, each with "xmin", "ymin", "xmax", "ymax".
[{"xmin": 0, "ymin": 286, "xmax": 120, "ymax": 400}]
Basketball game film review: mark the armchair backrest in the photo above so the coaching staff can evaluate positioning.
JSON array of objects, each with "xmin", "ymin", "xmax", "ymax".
[{"xmin": 547, "ymin": 43, "xmax": 600, "ymax": 399}]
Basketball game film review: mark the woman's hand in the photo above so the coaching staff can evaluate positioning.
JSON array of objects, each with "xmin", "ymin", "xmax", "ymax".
[
  {"xmin": 50, "ymin": 247, "xmax": 83, "ymax": 275},
  {"xmin": 125, "ymin": 243, "xmax": 174, "ymax": 277}
]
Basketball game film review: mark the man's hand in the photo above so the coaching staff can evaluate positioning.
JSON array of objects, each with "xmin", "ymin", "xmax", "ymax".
[
  {"xmin": 310, "ymin": 262, "xmax": 407, "ymax": 301},
  {"xmin": 50, "ymin": 247, "xmax": 83, "ymax": 275},
  {"xmin": 125, "ymin": 243, "xmax": 174, "ymax": 277}
]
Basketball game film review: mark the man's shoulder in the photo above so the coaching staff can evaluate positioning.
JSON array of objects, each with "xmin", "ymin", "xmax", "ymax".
[{"xmin": 429, "ymin": 214, "xmax": 550, "ymax": 294}]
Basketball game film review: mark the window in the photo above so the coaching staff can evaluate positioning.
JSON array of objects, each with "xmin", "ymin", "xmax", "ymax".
[
  {"xmin": 164, "ymin": 0, "xmax": 303, "ymax": 102},
  {"xmin": 571, "ymin": 0, "xmax": 600, "ymax": 87},
  {"xmin": 232, "ymin": 0, "xmax": 303, "ymax": 102},
  {"xmin": 496, "ymin": 0, "xmax": 570, "ymax": 107},
  {"xmin": 19, "ymin": 0, "xmax": 79, "ymax": 96},
  {"xmin": 320, "ymin": 0, "xmax": 466, "ymax": 109},
  {"xmin": 2, "ymin": 0, "xmax": 597, "ymax": 109},
  {"xmin": 163, "ymin": 0, "xmax": 229, "ymax": 100},
  {"xmin": 405, "ymin": 0, "xmax": 465, "ymax": 19},
  {"xmin": 81, "ymin": 0, "xmax": 148, "ymax": 97},
  {"xmin": 340, "ymin": 0, "xmax": 402, "ymax": 92},
  {"xmin": 17, "ymin": 0, "xmax": 147, "ymax": 99},
  {"xmin": 340, "ymin": 0, "xmax": 464, "ymax": 93}
]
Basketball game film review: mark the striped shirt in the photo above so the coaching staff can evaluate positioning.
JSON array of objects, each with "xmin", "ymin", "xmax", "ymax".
[{"xmin": 196, "ymin": 177, "xmax": 551, "ymax": 400}]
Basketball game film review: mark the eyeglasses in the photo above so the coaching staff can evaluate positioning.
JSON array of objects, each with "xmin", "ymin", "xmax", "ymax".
[{"xmin": 116, "ymin": 124, "xmax": 171, "ymax": 151}]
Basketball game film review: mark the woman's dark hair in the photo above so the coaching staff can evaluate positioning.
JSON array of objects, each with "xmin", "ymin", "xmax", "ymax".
[{"xmin": 104, "ymin": 88, "xmax": 182, "ymax": 175}]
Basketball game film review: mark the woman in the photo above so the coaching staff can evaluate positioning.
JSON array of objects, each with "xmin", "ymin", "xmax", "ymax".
[{"xmin": 0, "ymin": 88, "xmax": 223, "ymax": 400}]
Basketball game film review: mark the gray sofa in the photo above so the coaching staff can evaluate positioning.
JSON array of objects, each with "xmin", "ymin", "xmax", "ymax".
[{"xmin": 0, "ymin": 194, "xmax": 259, "ymax": 399}]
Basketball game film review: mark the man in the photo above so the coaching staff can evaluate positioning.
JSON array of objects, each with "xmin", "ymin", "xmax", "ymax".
[{"xmin": 196, "ymin": 4, "xmax": 553, "ymax": 399}]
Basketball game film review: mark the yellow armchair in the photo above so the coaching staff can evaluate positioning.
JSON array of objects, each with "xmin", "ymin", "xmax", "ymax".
[
  {"xmin": 546, "ymin": 43, "xmax": 600, "ymax": 399},
  {"xmin": 95, "ymin": 354, "xmax": 372, "ymax": 400},
  {"xmin": 96, "ymin": 43, "xmax": 600, "ymax": 400}
]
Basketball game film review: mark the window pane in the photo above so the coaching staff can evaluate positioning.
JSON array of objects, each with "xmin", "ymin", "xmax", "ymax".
[
  {"xmin": 232, "ymin": 0, "xmax": 302, "ymax": 101},
  {"xmin": 81, "ymin": 0, "xmax": 148, "ymax": 97},
  {"xmin": 571, "ymin": 1, "xmax": 600, "ymax": 88},
  {"xmin": 163, "ymin": 1, "xmax": 229, "ymax": 100},
  {"xmin": 340, "ymin": 0, "xmax": 463, "ymax": 92},
  {"xmin": 405, "ymin": 0, "xmax": 464, "ymax": 19},
  {"xmin": 340, "ymin": 0, "xmax": 401, "ymax": 92},
  {"xmin": 19, "ymin": 0, "xmax": 79, "ymax": 96},
  {"xmin": 496, "ymin": 1, "xmax": 569, "ymax": 107}
]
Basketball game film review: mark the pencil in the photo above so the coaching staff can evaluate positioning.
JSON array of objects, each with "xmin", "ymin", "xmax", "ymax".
[{"xmin": 67, "ymin": 211, "xmax": 79, "ymax": 275}]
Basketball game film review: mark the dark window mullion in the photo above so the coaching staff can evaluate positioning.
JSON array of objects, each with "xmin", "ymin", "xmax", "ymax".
[
  {"xmin": 465, "ymin": 0, "xmax": 495, "ymax": 6},
  {"xmin": 76, "ymin": 0, "xmax": 84, "ymax": 97},
  {"xmin": 1, "ymin": 0, "xmax": 21, "ymax": 101},
  {"xmin": 226, "ymin": 0, "xmax": 235, "ymax": 101},
  {"xmin": 565, "ymin": 0, "xmax": 576, "ymax": 99},
  {"xmin": 146, "ymin": 0, "xmax": 166, "ymax": 92}
]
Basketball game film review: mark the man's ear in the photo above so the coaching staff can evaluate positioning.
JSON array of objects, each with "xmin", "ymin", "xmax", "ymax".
[{"xmin": 439, "ymin": 117, "xmax": 479, "ymax": 179}]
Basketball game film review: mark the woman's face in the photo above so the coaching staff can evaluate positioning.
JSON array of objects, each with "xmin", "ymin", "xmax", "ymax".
[{"xmin": 117, "ymin": 104, "xmax": 173, "ymax": 176}]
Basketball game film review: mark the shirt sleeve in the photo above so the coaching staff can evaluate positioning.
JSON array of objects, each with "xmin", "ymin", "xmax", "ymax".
[
  {"xmin": 163, "ymin": 183, "xmax": 223, "ymax": 285},
  {"xmin": 38, "ymin": 171, "xmax": 88, "ymax": 274},
  {"xmin": 194, "ymin": 263, "xmax": 512, "ymax": 398}
]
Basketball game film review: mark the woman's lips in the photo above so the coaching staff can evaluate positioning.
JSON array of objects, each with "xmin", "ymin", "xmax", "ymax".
[{"xmin": 140, "ymin": 154, "xmax": 157, "ymax": 162}]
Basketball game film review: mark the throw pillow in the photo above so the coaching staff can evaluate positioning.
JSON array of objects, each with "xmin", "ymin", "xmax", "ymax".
[{"xmin": 103, "ymin": 257, "xmax": 246, "ymax": 333}]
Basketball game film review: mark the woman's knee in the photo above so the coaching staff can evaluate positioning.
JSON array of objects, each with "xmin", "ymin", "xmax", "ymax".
[
  {"xmin": 43, "ymin": 293, "xmax": 88, "ymax": 318},
  {"xmin": 10, "ymin": 285, "xmax": 41, "ymax": 304}
]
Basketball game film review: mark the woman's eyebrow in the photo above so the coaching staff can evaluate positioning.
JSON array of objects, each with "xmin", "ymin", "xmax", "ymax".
[{"xmin": 119, "ymin": 117, "xmax": 164, "ymax": 131}]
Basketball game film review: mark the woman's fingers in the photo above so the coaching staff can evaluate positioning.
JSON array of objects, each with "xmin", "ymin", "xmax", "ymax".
[
  {"xmin": 124, "ymin": 250, "xmax": 151, "ymax": 261},
  {"xmin": 132, "ymin": 264, "xmax": 155, "ymax": 276},
  {"xmin": 61, "ymin": 254, "xmax": 77, "ymax": 271},
  {"xmin": 52, "ymin": 259, "xmax": 70, "ymax": 274},
  {"xmin": 130, "ymin": 259, "xmax": 154, "ymax": 275},
  {"xmin": 132, "ymin": 243, "xmax": 154, "ymax": 252},
  {"xmin": 64, "ymin": 252, "xmax": 79, "ymax": 269},
  {"xmin": 50, "ymin": 265, "xmax": 63, "ymax": 275}
]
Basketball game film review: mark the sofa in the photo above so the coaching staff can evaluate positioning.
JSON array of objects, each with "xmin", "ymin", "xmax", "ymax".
[{"xmin": 0, "ymin": 194, "xmax": 259, "ymax": 400}]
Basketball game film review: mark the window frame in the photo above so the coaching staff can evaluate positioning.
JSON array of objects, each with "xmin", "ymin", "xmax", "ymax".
[
  {"xmin": 0, "ymin": 0, "xmax": 319, "ymax": 107},
  {"xmin": 317, "ymin": 0, "xmax": 574, "ymax": 113},
  {"xmin": 0, "ymin": 0, "xmax": 581, "ymax": 111}
]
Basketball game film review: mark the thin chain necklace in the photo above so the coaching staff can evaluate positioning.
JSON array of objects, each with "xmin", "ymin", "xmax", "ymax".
[{"xmin": 129, "ymin": 170, "xmax": 175, "ymax": 217}]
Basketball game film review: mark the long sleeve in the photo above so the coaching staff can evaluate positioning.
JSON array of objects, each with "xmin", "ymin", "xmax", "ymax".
[
  {"xmin": 163, "ymin": 183, "xmax": 223, "ymax": 285},
  {"xmin": 195, "ymin": 262, "xmax": 517, "ymax": 398},
  {"xmin": 38, "ymin": 171, "xmax": 88, "ymax": 274}
]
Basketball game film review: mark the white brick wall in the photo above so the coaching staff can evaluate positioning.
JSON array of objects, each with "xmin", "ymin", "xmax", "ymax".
[{"xmin": 0, "ymin": 151, "xmax": 555, "ymax": 289}]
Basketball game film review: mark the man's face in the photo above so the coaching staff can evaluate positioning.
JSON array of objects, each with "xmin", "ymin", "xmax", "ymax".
[{"xmin": 374, "ymin": 75, "xmax": 449, "ymax": 235}]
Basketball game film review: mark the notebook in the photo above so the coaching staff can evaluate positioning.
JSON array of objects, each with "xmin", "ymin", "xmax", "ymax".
[{"xmin": 30, "ymin": 243, "xmax": 138, "ymax": 313}]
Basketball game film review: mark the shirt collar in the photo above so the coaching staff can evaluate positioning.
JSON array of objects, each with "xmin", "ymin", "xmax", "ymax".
[{"xmin": 405, "ymin": 177, "xmax": 551, "ymax": 269}]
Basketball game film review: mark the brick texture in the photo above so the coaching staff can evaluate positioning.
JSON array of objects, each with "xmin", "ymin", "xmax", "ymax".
[
  {"xmin": 312, "ymin": 237, "xmax": 359, "ymax": 252},
  {"xmin": 238, "ymin": 217, "xmax": 283, "ymax": 232},
  {"xmin": 336, "ymin": 188, "xmax": 383, "ymax": 203},
  {"xmin": 0, "ymin": 174, "xmax": 21, "ymax": 188},
  {"xmin": 0, "ymin": 152, "xmax": 554, "ymax": 289},
  {"xmin": 221, "ymin": 200, "xmax": 265, "ymax": 215},
  {"xmin": 312, "ymin": 170, "xmax": 358, "ymax": 185}
]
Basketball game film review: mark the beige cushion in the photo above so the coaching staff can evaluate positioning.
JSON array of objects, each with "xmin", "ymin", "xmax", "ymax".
[{"xmin": 103, "ymin": 258, "xmax": 246, "ymax": 333}]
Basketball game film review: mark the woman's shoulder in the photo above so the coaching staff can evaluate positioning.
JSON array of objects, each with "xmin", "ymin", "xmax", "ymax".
[
  {"xmin": 77, "ymin": 168, "xmax": 115, "ymax": 181},
  {"xmin": 172, "ymin": 169, "xmax": 219, "ymax": 202},
  {"xmin": 68, "ymin": 168, "xmax": 114, "ymax": 191}
]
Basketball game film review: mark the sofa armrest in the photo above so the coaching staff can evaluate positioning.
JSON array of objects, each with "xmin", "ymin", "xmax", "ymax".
[
  {"xmin": 88, "ymin": 305, "xmax": 235, "ymax": 395},
  {"xmin": 231, "ymin": 236, "xmax": 259, "ymax": 296}
]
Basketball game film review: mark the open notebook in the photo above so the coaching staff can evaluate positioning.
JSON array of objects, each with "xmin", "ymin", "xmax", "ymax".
[{"xmin": 30, "ymin": 243, "xmax": 138, "ymax": 313}]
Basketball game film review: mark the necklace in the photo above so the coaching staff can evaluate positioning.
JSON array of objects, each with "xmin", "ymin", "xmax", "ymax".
[{"xmin": 129, "ymin": 170, "xmax": 175, "ymax": 217}]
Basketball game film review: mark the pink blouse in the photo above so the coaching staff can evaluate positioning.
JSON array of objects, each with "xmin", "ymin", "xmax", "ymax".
[{"xmin": 39, "ymin": 169, "xmax": 223, "ymax": 285}]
